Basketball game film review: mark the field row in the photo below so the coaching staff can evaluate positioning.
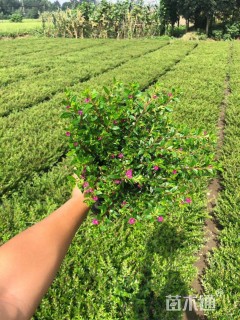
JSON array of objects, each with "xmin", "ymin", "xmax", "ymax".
[
  {"xmin": 0, "ymin": 38, "xmax": 106, "ymax": 64},
  {"xmin": 0, "ymin": 40, "xmax": 231, "ymax": 319},
  {"xmin": 0, "ymin": 41, "xmax": 195, "ymax": 194},
  {"xmin": 0, "ymin": 40, "xmax": 170, "ymax": 116},
  {"xmin": 203, "ymin": 43, "xmax": 240, "ymax": 319},
  {"xmin": 0, "ymin": 40, "xmax": 108, "ymax": 85}
]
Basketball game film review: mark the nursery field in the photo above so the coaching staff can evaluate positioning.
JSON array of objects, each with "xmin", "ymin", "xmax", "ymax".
[{"xmin": 0, "ymin": 38, "xmax": 239, "ymax": 319}]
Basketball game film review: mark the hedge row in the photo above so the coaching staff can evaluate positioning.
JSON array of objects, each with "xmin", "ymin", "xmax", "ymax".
[
  {"xmin": 203, "ymin": 42, "xmax": 240, "ymax": 319},
  {"xmin": 0, "ymin": 40, "xmax": 108, "ymax": 86},
  {"xmin": 0, "ymin": 41, "xmax": 194, "ymax": 195},
  {"xmin": 0, "ymin": 38, "xmax": 106, "ymax": 67},
  {"xmin": 0, "ymin": 39, "xmax": 146, "ymax": 87},
  {"xmin": 0, "ymin": 40, "xmax": 169, "ymax": 116}
]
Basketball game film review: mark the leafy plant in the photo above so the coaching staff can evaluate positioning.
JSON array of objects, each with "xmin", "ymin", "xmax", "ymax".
[
  {"xmin": 10, "ymin": 13, "xmax": 23, "ymax": 23},
  {"xmin": 212, "ymin": 29, "xmax": 223, "ymax": 40},
  {"xmin": 226, "ymin": 22, "xmax": 240, "ymax": 39},
  {"xmin": 62, "ymin": 81, "xmax": 217, "ymax": 227}
]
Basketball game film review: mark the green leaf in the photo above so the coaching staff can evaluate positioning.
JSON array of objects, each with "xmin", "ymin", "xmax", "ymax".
[
  {"xmin": 112, "ymin": 126, "xmax": 120, "ymax": 130},
  {"xmin": 61, "ymin": 112, "xmax": 72, "ymax": 119},
  {"xmin": 103, "ymin": 86, "xmax": 110, "ymax": 94}
]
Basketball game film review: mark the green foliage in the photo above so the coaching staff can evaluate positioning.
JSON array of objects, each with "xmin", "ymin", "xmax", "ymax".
[
  {"xmin": 171, "ymin": 26, "xmax": 186, "ymax": 37},
  {"xmin": 0, "ymin": 39, "xmax": 168, "ymax": 116},
  {"xmin": 0, "ymin": 19, "xmax": 42, "ymax": 38},
  {"xmin": 226, "ymin": 22, "xmax": 240, "ymax": 38},
  {"xmin": 211, "ymin": 23, "xmax": 240, "ymax": 40},
  {"xmin": 161, "ymin": 0, "xmax": 240, "ymax": 36},
  {"xmin": 197, "ymin": 32, "xmax": 208, "ymax": 40},
  {"xmin": 10, "ymin": 13, "xmax": 23, "ymax": 22},
  {"xmin": 0, "ymin": 0, "xmax": 20, "ymax": 16},
  {"xmin": 63, "ymin": 81, "xmax": 217, "ymax": 225},
  {"xmin": 212, "ymin": 29, "xmax": 223, "ymax": 40}
]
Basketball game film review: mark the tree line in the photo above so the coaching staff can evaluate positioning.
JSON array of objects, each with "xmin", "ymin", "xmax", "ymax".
[
  {"xmin": 0, "ymin": 0, "xmax": 98, "ymax": 19},
  {"xmin": 161, "ymin": 0, "xmax": 240, "ymax": 35},
  {"xmin": 1, "ymin": 0, "xmax": 240, "ymax": 38},
  {"xmin": 0, "ymin": 0, "xmax": 62, "ymax": 19}
]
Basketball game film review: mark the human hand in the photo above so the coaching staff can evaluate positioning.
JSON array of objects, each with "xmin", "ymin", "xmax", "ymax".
[{"xmin": 71, "ymin": 174, "xmax": 86, "ymax": 204}]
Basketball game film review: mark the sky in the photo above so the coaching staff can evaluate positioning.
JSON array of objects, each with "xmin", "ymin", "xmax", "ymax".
[
  {"xmin": 49, "ymin": 0, "xmax": 66, "ymax": 4},
  {"xmin": 49, "ymin": 0, "xmax": 157, "ymax": 5}
]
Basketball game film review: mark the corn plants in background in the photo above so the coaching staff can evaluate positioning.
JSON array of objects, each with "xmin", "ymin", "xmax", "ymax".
[{"xmin": 41, "ymin": 0, "xmax": 161, "ymax": 39}]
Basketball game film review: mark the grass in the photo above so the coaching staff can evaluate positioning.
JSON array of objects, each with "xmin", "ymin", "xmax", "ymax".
[
  {"xmin": 0, "ymin": 19, "xmax": 42, "ymax": 37},
  {"xmin": 0, "ymin": 38, "xmax": 238, "ymax": 319}
]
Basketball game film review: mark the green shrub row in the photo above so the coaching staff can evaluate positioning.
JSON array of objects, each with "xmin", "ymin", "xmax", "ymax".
[
  {"xmin": 159, "ymin": 42, "xmax": 229, "ymax": 130},
  {"xmin": 0, "ymin": 38, "xmax": 104, "ymax": 64},
  {"xmin": 203, "ymin": 42, "xmax": 240, "ymax": 320},
  {"xmin": 0, "ymin": 41, "xmax": 194, "ymax": 195},
  {"xmin": 0, "ymin": 40, "xmax": 108, "ymax": 85},
  {"xmin": 0, "ymin": 40, "xmax": 169, "ymax": 116}
]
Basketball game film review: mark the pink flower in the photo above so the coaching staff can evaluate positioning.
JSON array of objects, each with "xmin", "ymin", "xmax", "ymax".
[
  {"xmin": 172, "ymin": 170, "xmax": 177, "ymax": 174},
  {"xmin": 118, "ymin": 153, "xmax": 124, "ymax": 158},
  {"xmin": 84, "ymin": 98, "xmax": 90, "ymax": 103},
  {"xmin": 126, "ymin": 169, "xmax": 133, "ymax": 179},
  {"xmin": 121, "ymin": 201, "xmax": 127, "ymax": 207},
  {"xmin": 113, "ymin": 120, "xmax": 118, "ymax": 125},
  {"xmin": 128, "ymin": 217, "xmax": 136, "ymax": 224},
  {"xmin": 78, "ymin": 110, "xmax": 83, "ymax": 115},
  {"xmin": 128, "ymin": 95, "xmax": 133, "ymax": 99},
  {"xmin": 152, "ymin": 95, "xmax": 157, "ymax": 99},
  {"xmin": 179, "ymin": 148, "xmax": 183, "ymax": 151},
  {"xmin": 66, "ymin": 131, "xmax": 71, "ymax": 137},
  {"xmin": 66, "ymin": 105, "xmax": 71, "ymax": 109},
  {"xmin": 83, "ymin": 182, "xmax": 89, "ymax": 188},
  {"xmin": 92, "ymin": 219, "xmax": 99, "ymax": 225},
  {"xmin": 93, "ymin": 196, "xmax": 98, "ymax": 201},
  {"xmin": 157, "ymin": 216, "xmax": 164, "ymax": 222},
  {"xmin": 74, "ymin": 142, "xmax": 78, "ymax": 147},
  {"xmin": 110, "ymin": 154, "xmax": 115, "ymax": 158},
  {"xmin": 98, "ymin": 137, "xmax": 102, "ymax": 141},
  {"xmin": 85, "ymin": 188, "xmax": 93, "ymax": 194},
  {"xmin": 185, "ymin": 198, "xmax": 192, "ymax": 204},
  {"xmin": 204, "ymin": 131, "xmax": 207, "ymax": 135},
  {"xmin": 153, "ymin": 165, "xmax": 159, "ymax": 171},
  {"xmin": 114, "ymin": 180, "xmax": 121, "ymax": 184},
  {"xmin": 168, "ymin": 92, "xmax": 173, "ymax": 97}
]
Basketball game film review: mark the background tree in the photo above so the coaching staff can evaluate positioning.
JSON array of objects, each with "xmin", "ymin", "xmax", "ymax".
[
  {"xmin": 0, "ymin": 0, "xmax": 20, "ymax": 18},
  {"xmin": 62, "ymin": 2, "xmax": 72, "ymax": 10},
  {"xmin": 51, "ymin": 1, "xmax": 62, "ymax": 11}
]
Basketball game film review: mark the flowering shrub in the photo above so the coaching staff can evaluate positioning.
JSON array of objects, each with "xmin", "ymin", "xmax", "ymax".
[{"xmin": 62, "ymin": 81, "xmax": 217, "ymax": 227}]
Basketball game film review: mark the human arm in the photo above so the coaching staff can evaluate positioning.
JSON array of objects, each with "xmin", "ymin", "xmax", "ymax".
[{"xmin": 0, "ymin": 186, "xmax": 89, "ymax": 320}]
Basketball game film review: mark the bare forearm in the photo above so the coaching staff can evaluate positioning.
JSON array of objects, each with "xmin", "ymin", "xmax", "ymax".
[{"xmin": 0, "ymin": 196, "xmax": 89, "ymax": 319}]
